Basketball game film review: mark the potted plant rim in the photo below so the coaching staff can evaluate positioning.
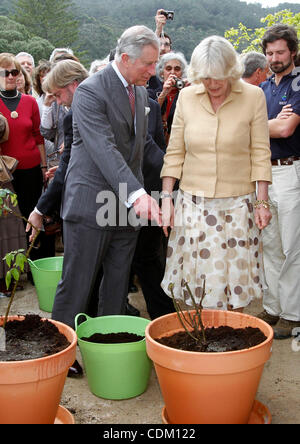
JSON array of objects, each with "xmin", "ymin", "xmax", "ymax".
[
  {"xmin": 145, "ymin": 281, "xmax": 274, "ymax": 424},
  {"xmin": 0, "ymin": 188, "xmax": 77, "ymax": 424}
]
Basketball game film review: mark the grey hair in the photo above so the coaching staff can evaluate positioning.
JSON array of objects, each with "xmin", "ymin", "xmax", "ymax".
[
  {"xmin": 115, "ymin": 25, "xmax": 159, "ymax": 62},
  {"xmin": 156, "ymin": 52, "xmax": 188, "ymax": 81},
  {"xmin": 16, "ymin": 52, "xmax": 35, "ymax": 67},
  {"xmin": 49, "ymin": 47, "xmax": 74, "ymax": 62},
  {"xmin": 188, "ymin": 35, "xmax": 244, "ymax": 84},
  {"xmin": 241, "ymin": 51, "xmax": 268, "ymax": 78},
  {"xmin": 89, "ymin": 58, "xmax": 109, "ymax": 75}
]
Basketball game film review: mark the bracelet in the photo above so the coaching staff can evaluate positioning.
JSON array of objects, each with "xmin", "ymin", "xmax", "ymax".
[
  {"xmin": 40, "ymin": 165, "xmax": 47, "ymax": 169},
  {"xmin": 160, "ymin": 192, "xmax": 173, "ymax": 199},
  {"xmin": 254, "ymin": 199, "xmax": 270, "ymax": 210}
]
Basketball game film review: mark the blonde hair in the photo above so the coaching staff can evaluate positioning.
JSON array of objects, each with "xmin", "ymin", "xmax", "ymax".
[
  {"xmin": 42, "ymin": 59, "xmax": 88, "ymax": 92},
  {"xmin": 0, "ymin": 53, "xmax": 21, "ymax": 72},
  {"xmin": 188, "ymin": 36, "xmax": 244, "ymax": 84}
]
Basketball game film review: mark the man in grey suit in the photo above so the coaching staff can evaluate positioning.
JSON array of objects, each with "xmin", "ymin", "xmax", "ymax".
[{"xmin": 51, "ymin": 26, "xmax": 161, "ymax": 330}]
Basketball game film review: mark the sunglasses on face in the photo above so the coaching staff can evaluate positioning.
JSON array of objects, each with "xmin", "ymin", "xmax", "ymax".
[{"xmin": 0, "ymin": 69, "xmax": 20, "ymax": 78}]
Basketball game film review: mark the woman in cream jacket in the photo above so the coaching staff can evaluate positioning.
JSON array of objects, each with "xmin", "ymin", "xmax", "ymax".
[{"xmin": 160, "ymin": 36, "xmax": 272, "ymax": 311}]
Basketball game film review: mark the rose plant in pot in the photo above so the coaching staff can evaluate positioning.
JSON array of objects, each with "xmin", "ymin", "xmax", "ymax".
[
  {"xmin": 145, "ymin": 280, "xmax": 274, "ymax": 424},
  {"xmin": 0, "ymin": 188, "xmax": 77, "ymax": 424}
]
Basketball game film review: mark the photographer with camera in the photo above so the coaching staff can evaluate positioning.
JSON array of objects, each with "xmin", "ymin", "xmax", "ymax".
[
  {"xmin": 156, "ymin": 52, "xmax": 188, "ymax": 144},
  {"xmin": 155, "ymin": 9, "xmax": 173, "ymax": 56}
]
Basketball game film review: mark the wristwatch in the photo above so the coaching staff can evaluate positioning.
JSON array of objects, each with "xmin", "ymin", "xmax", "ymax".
[{"xmin": 160, "ymin": 192, "xmax": 173, "ymax": 199}]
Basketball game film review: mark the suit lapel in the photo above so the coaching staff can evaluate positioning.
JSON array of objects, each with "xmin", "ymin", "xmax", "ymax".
[{"xmin": 107, "ymin": 65, "xmax": 133, "ymax": 128}]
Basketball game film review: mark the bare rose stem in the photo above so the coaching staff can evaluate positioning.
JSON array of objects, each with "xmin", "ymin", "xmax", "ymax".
[{"xmin": 168, "ymin": 280, "xmax": 207, "ymax": 344}]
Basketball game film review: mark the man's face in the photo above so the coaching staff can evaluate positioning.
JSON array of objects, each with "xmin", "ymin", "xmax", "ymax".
[
  {"xmin": 124, "ymin": 44, "xmax": 159, "ymax": 86},
  {"xmin": 265, "ymin": 39, "xmax": 295, "ymax": 75},
  {"xmin": 17, "ymin": 56, "xmax": 34, "ymax": 76},
  {"xmin": 258, "ymin": 64, "xmax": 270, "ymax": 84},
  {"xmin": 159, "ymin": 37, "xmax": 171, "ymax": 56},
  {"xmin": 51, "ymin": 82, "xmax": 77, "ymax": 107}
]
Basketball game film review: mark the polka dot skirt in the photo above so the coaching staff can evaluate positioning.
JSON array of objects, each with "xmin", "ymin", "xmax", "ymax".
[{"xmin": 161, "ymin": 190, "xmax": 265, "ymax": 310}]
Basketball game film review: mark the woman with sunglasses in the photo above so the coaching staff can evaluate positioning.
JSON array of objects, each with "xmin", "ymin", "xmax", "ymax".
[
  {"xmin": 155, "ymin": 52, "xmax": 189, "ymax": 144},
  {"xmin": 0, "ymin": 53, "xmax": 55, "ymax": 266}
]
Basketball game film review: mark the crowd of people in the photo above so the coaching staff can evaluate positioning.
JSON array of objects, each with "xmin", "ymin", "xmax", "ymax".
[{"xmin": 0, "ymin": 9, "xmax": 300, "ymax": 377}]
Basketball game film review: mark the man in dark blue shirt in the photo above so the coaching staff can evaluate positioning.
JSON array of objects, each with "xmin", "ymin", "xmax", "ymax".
[{"xmin": 258, "ymin": 24, "xmax": 300, "ymax": 339}]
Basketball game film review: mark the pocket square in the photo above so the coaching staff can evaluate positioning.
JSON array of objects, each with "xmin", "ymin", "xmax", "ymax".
[{"xmin": 145, "ymin": 106, "xmax": 150, "ymax": 116}]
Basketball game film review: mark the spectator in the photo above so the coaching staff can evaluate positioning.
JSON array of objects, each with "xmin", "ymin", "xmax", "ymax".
[
  {"xmin": 89, "ymin": 58, "xmax": 108, "ymax": 75},
  {"xmin": 0, "ymin": 53, "xmax": 55, "ymax": 264},
  {"xmin": 147, "ymin": 9, "xmax": 173, "ymax": 100},
  {"xmin": 155, "ymin": 52, "xmax": 188, "ymax": 144},
  {"xmin": 241, "ymin": 51, "xmax": 270, "ymax": 86},
  {"xmin": 258, "ymin": 24, "xmax": 300, "ymax": 339},
  {"xmin": 26, "ymin": 59, "xmax": 88, "ymax": 377},
  {"xmin": 15, "ymin": 52, "xmax": 35, "ymax": 77},
  {"xmin": 16, "ymin": 66, "xmax": 32, "ymax": 95},
  {"xmin": 49, "ymin": 47, "xmax": 74, "ymax": 63},
  {"xmin": 160, "ymin": 36, "xmax": 272, "ymax": 312}
]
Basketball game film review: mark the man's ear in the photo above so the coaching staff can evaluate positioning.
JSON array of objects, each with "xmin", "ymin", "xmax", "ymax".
[{"xmin": 121, "ymin": 53, "xmax": 130, "ymax": 67}]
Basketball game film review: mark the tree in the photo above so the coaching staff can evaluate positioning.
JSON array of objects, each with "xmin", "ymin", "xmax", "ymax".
[
  {"xmin": 0, "ymin": 16, "xmax": 54, "ymax": 62},
  {"xmin": 225, "ymin": 9, "xmax": 300, "ymax": 53},
  {"xmin": 12, "ymin": 0, "xmax": 79, "ymax": 49}
]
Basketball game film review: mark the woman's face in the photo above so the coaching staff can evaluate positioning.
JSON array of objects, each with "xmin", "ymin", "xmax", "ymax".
[
  {"xmin": 202, "ymin": 78, "xmax": 231, "ymax": 100},
  {"xmin": 0, "ymin": 63, "xmax": 19, "ymax": 91},
  {"xmin": 162, "ymin": 59, "xmax": 183, "ymax": 82}
]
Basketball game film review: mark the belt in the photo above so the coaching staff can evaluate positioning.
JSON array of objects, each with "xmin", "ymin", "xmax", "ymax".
[{"xmin": 271, "ymin": 156, "xmax": 300, "ymax": 166}]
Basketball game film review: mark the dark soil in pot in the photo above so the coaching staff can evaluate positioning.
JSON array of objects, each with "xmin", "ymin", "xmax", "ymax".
[
  {"xmin": 156, "ymin": 326, "xmax": 267, "ymax": 352},
  {"xmin": 81, "ymin": 332, "xmax": 144, "ymax": 344},
  {"xmin": 0, "ymin": 314, "xmax": 70, "ymax": 362}
]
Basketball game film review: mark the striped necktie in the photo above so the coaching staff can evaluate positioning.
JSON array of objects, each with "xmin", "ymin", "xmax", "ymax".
[{"xmin": 127, "ymin": 85, "xmax": 135, "ymax": 117}]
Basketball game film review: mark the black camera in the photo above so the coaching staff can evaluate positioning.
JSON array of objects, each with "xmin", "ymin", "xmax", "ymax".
[
  {"xmin": 174, "ymin": 77, "xmax": 184, "ymax": 90},
  {"xmin": 161, "ymin": 10, "xmax": 174, "ymax": 20}
]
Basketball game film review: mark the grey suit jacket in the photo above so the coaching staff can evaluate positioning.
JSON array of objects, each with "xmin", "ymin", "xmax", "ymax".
[{"xmin": 61, "ymin": 63, "xmax": 149, "ymax": 230}]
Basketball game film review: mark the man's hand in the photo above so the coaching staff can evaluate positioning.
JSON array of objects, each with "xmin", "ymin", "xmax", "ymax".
[
  {"xmin": 26, "ymin": 210, "xmax": 43, "ymax": 242},
  {"xmin": 277, "ymin": 104, "xmax": 293, "ymax": 120},
  {"xmin": 45, "ymin": 165, "xmax": 59, "ymax": 180},
  {"xmin": 155, "ymin": 9, "xmax": 167, "ymax": 36},
  {"xmin": 43, "ymin": 92, "xmax": 56, "ymax": 107},
  {"xmin": 133, "ymin": 194, "xmax": 162, "ymax": 226}
]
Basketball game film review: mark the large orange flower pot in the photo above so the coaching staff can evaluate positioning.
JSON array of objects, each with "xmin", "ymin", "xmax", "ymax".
[
  {"xmin": 145, "ymin": 310, "xmax": 273, "ymax": 424},
  {"xmin": 0, "ymin": 316, "xmax": 77, "ymax": 424}
]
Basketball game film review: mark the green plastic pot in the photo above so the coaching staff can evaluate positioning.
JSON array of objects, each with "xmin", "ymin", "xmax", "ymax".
[
  {"xmin": 28, "ymin": 257, "xmax": 63, "ymax": 313},
  {"xmin": 75, "ymin": 313, "xmax": 152, "ymax": 400}
]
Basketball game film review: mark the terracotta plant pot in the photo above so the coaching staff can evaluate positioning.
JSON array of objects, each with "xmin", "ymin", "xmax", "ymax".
[
  {"xmin": 0, "ymin": 316, "xmax": 77, "ymax": 424},
  {"xmin": 145, "ymin": 310, "xmax": 273, "ymax": 424}
]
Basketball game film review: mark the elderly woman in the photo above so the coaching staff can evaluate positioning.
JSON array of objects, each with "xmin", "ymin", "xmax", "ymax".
[
  {"xmin": 160, "ymin": 36, "xmax": 272, "ymax": 312},
  {"xmin": 155, "ymin": 52, "xmax": 188, "ymax": 144}
]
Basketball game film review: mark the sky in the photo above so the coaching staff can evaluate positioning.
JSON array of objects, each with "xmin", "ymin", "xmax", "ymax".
[{"xmin": 244, "ymin": 0, "xmax": 300, "ymax": 7}]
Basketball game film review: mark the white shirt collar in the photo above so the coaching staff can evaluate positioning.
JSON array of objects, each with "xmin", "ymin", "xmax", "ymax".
[{"xmin": 112, "ymin": 60, "xmax": 130, "ymax": 89}]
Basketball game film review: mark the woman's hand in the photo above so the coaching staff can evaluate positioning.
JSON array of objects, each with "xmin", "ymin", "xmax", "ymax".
[
  {"xmin": 161, "ymin": 197, "xmax": 174, "ymax": 237},
  {"xmin": 44, "ymin": 92, "xmax": 56, "ymax": 107},
  {"xmin": 254, "ymin": 206, "xmax": 272, "ymax": 230}
]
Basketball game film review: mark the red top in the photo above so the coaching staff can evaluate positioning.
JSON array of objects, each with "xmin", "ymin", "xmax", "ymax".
[{"xmin": 0, "ymin": 94, "xmax": 44, "ymax": 169}]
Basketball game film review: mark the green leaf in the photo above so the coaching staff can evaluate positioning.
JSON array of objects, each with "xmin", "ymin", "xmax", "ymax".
[
  {"xmin": 5, "ymin": 270, "xmax": 11, "ymax": 290},
  {"xmin": 11, "ymin": 268, "xmax": 20, "ymax": 281}
]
